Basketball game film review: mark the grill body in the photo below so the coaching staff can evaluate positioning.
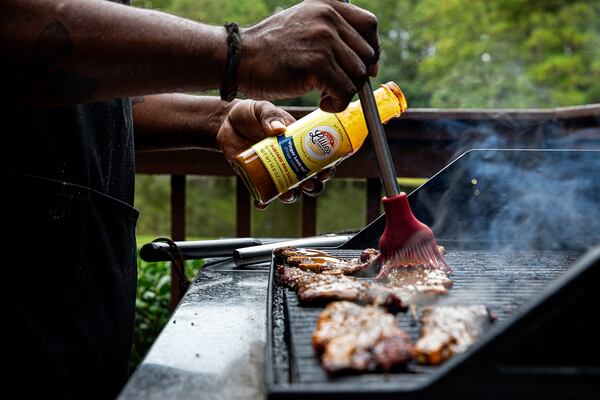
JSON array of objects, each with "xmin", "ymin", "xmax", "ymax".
[{"xmin": 267, "ymin": 150, "xmax": 600, "ymax": 399}]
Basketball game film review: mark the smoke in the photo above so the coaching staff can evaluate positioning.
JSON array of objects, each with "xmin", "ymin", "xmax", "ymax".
[{"xmin": 410, "ymin": 115, "xmax": 600, "ymax": 252}]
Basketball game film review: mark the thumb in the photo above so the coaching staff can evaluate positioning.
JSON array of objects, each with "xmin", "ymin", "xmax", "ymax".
[{"xmin": 255, "ymin": 101, "xmax": 296, "ymax": 137}]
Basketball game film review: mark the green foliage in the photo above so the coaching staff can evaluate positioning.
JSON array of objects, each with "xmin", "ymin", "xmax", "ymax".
[
  {"xmin": 168, "ymin": 0, "xmax": 269, "ymax": 25},
  {"xmin": 412, "ymin": 0, "xmax": 600, "ymax": 107},
  {"xmin": 135, "ymin": 175, "xmax": 170, "ymax": 237},
  {"xmin": 134, "ymin": 0, "xmax": 600, "ymax": 108}
]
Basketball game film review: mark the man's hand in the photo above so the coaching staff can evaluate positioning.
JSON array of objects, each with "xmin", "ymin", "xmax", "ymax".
[
  {"xmin": 239, "ymin": 0, "xmax": 379, "ymax": 113},
  {"xmin": 217, "ymin": 100, "xmax": 336, "ymax": 209}
]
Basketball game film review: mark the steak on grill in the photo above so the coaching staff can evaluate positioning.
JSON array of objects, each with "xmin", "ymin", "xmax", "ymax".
[
  {"xmin": 415, "ymin": 305, "xmax": 495, "ymax": 365},
  {"xmin": 312, "ymin": 301, "xmax": 415, "ymax": 373},
  {"xmin": 383, "ymin": 266, "xmax": 453, "ymax": 305},
  {"xmin": 277, "ymin": 265, "xmax": 406, "ymax": 310},
  {"xmin": 274, "ymin": 247, "xmax": 380, "ymax": 275}
]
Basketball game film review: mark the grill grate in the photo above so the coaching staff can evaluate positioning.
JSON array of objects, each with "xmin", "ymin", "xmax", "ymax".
[{"xmin": 270, "ymin": 248, "xmax": 580, "ymax": 387}]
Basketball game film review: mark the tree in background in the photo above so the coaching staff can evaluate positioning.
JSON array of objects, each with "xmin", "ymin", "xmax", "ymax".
[
  {"xmin": 134, "ymin": 0, "xmax": 600, "ymax": 108},
  {"xmin": 413, "ymin": 0, "xmax": 600, "ymax": 107}
]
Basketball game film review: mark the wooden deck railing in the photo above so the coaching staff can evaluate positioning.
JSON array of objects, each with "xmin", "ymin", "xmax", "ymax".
[{"xmin": 135, "ymin": 105, "xmax": 600, "ymax": 303}]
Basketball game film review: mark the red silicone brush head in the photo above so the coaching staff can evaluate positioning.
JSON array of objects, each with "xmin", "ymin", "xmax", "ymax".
[{"xmin": 377, "ymin": 193, "xmax": 448, "ymax": 278}]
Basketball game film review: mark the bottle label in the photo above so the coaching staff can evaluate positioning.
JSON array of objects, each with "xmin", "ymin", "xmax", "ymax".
[{"xmin": 252, "ymin": 113, "xmax": 352, "ymax": 193}]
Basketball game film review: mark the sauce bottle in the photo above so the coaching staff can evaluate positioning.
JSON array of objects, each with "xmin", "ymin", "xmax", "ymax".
[{"xmin": 233, "ymin": 81, "xmax": 408, "ymax": 205}]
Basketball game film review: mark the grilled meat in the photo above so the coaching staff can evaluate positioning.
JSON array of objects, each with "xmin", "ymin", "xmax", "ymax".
[
  {"xmin": 277, "ymin": 265, "xmax": 405, "ymax": 310},
  {"xmin": 274, "ymin": 247, "xmax": 380, "ymax": 275},
  {"xmin": 386, "ymin": 266, "xmax": 452, "ymax": 291},
  {"xmin": 384, "ymin": 266, "xmax": 453, "ymax": 305},
  {"xmin": 275, "ymin": 246, "xmax": 446, "ymax": 279},
  {"xmin": 312, "ymin": 301, "xmax": 414, "ymax": 373},
  {"xmin": 372, "ymin": 245, "xmax": 451, "ymax": 304},
  {"xmin": 415, "ymin": 305, "xmax": 495, "ymax": 365}
]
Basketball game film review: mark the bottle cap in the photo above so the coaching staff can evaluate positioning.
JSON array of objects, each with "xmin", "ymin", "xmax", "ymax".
[{"xmin": 383, "ymin": 82, "xmax": 408, "ymax": 113}]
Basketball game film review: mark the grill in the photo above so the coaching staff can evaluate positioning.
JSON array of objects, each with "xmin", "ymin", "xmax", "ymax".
[{"xmin": 266, "ymin": 149, "xmax": 600, "ymax": 399}]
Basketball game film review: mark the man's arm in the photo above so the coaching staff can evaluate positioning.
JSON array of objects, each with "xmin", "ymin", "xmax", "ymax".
[
  {"xmin": 1, "ymin": 0, "xmax": 379, "ymax": 112},
  {"xmin": 1, "ymin": 0, "xmax": 226, "ymax": 105},
  {"xmin": 132, "ymin": 94, "xmax": 236, "ymax": 151}
]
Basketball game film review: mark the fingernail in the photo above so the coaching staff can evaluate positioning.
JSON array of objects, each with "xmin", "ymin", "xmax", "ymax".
[
  {"xmin": 270, "ymin": 120, "xmax": 286, "ymax": 132},
  {"xmin": 254, "ymin": 201, "xmax": 268, "ymax": 210},
  {"xmin": 280, "ymin": 191, "xmax": 297, "ymax": 203},
  {"xmin": 369, "ymin": 62, "xmax": 379, "ymax": 77}
]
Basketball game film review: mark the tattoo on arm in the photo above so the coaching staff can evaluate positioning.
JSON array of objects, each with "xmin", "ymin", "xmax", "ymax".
[
  {"xmin": 32, "ymin": 21, "xmax": 99, "ymax": 103},
  {"xmin": 34, "ymin": 21, "xmax": 73, "ymax": 70}
]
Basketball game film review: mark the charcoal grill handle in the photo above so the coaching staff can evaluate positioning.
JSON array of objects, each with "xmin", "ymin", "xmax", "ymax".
[
  {"xmin": 140, "ymin": 238, "xmax": 262, "ymax": 262},
  {"xmin": 343, "ymin": 0, "xmax": 400, "ymax": 197}
]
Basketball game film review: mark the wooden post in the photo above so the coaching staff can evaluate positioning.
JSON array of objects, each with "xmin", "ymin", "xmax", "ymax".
[
  {"xmin": 302, "ymin": 195, "xmax": 317, "ymax": 237},
  {"xmin": 236, "ymin": 176, "xmax": 252, "ymax": 237},
  {"xmin": 366, "ymin": 177, "xmax": 382, "ymax": 225},
  {"xmin": 170, "ymin": 175, "xmax": 186, "ymax": 311}
]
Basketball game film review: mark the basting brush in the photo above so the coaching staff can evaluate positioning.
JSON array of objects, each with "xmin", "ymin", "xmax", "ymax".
[
  {"xmin": 359, "ymin": 84, "xmax": 448, "ymax": 277},
  {"xmin": 375, "ymin": 192, "xmax": 449, "ymax": 279},
  {"xmin": 342, "ymin": 1, "xmax": 448, "ymax": 276}
]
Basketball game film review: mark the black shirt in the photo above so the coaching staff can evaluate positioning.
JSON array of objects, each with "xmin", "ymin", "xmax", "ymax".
[
  {"xmin": 1, "ymin": 1, "xmax": 139, "ymax": 398},
  {"xmin": 1, "ymin": 0, "xmax": 134, "ymax": 205}
]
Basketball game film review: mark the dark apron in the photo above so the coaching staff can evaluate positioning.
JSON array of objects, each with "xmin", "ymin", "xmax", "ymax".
[
  {"xmin": 1, "ymin": 2, "xmax": 136, "ymax": 397},
  {"xmin": 1, "ymin": 171, "xmax": 138, "ymax": 399}
]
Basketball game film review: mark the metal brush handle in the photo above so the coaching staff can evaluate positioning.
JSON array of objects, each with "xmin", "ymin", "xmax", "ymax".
[
  {"xmin": 358, "ymin": 81, "xmax": 400, "ymax": 197},
  {"xmin": 343, "ymin": 0, "xmax": 400, "ymax": 197}
]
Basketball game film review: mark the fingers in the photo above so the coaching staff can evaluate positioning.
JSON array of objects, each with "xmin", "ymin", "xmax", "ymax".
[
  {"xmin": 218, "ymin": 99, "xmax": 295, "ymax": 166},
  {"xmin": 253, "ymin": 188, "xmax": 299, "ymax": 209},
  {"xmin": 301, "ymin": 178, "xmax": 324, "ymax": 197},
  {"xmin": 331, "ymin": 37, "xmax": 368, "ymax": 94},
  {"xmin": 330, "ymin": 9, "xmax": 379, "ymax": 81},
  {"xmin": 216, "ymin": 116, "xmax": 256, "ymax": 164},
  {"xmin": 329, "ymin": 1, "xmax": 380, "ymax": 74},
  {"xmin": 280, "ymin": 189, "xmax": 300, "ymax": 204},
  {"xmin": 308, "ymin": 3, "xmax": 379, "ymax": 111},
  {"xmin": 317, "ymin": 61, "xmax": 356, "ymax": 113},
  {"xmin": 300, "ymin": 165, "xmax": 337, "ymax": 197},
  {"xmin": 258, "ymin": 165, "xmax": 337, "ymax": 208},
  {"xmin": 318, "ymin": 166, "xmax": 336, "ymax": 182},
  {"xmin": 255, "ymin": 101, "xmax": 296, "ymax": 137},
  {"xmin": 226, "ymin": 100, "xmax": 267, "ymax": 142},
  {"xmin": 253, "ymin": 200, "xmax": 269, "ymax": 210},
  {"xmin": 227, "ymin": 100, "xmax": 295, "ymax": 142}
]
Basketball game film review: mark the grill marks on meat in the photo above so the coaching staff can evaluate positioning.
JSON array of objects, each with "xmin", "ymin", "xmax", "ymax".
[
  {"xmin": 415, "ymin": 305, "xmax": 495, "ymax": 365},
  {"xmin": 312, "ymin": 301, "xmax": 414, "ymax": 373},
  {"xmin": 275, "ymin": 246, "xmax": 452, "ymax": 307},
  {"xmin": 277, "ymin": 265, "xmax": 405, "ymax": 310},
  {"xmin": 384, "ymin": 266, "xmax": 453, "ymax": 305},
  {"xmin": 274, "ymin": 247, "xmax": 380, "ymax": 275},
  {"xmin": 276, "ymin": 247, "xmax": 498, "ymax": 373},
  {"xmin": 377, "ymin": 246, "xmax": 452, "ymax": 305}
]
